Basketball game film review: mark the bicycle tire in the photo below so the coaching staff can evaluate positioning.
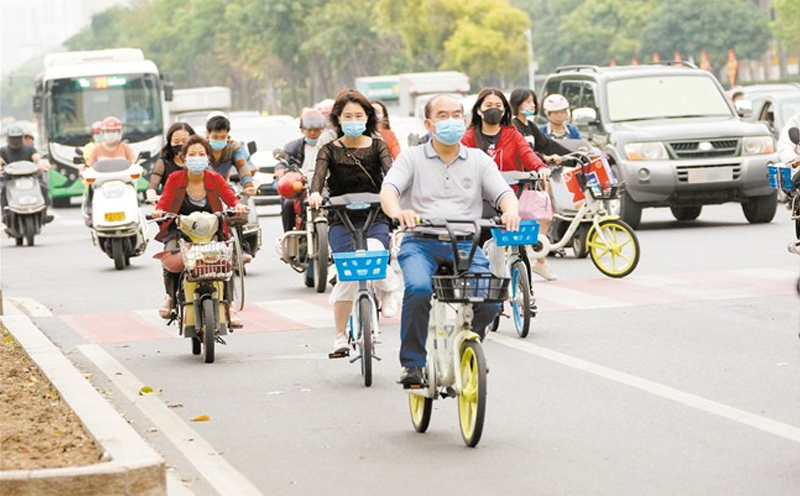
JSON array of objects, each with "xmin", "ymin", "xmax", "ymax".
[
  {"xmin": 314, "ymin": 222, "xmax": 329, "ymax": 293},
  {"xmin": 587, "ymin": 219, "xmax": 640, "ymax": 278},
  {"xmin": 230, "ymin": 229, "xmax": 245, "ymax": 311},
  {"xmin": 409, "ymin": 394, "xmax": 433, "ymax": 433},
  {"xmin": 458, "ymin": 340, "xmax": 487, "ymax": 447},
  {"xmin": 358, "ymin": 296, "xmax": 373, "ymax": 387},
  {"xmin": 202, "ymin": 298, "xmax": 216, "ymax": 364},
  {"xmin": 510, "ymin": 260, "xmax": 531, "ymax": 338}
]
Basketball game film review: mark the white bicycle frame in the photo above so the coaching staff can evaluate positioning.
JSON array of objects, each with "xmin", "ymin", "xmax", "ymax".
[
  {"xmin": 347, "ymin": 280, "xmax": 381, "ymax": 362},
  {"xmin": 410, "ymin": 300, "xmax": 481, "ymax": 399}
]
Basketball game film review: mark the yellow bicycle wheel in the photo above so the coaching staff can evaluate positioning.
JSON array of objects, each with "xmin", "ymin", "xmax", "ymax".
[
  {"xmin": 587, "ymin": 220, "xmax": 640, "ymax": 278},
  {"xmin": 458, "ymin": 340, "xmax": 487, "ymax": 447},
  {"xmin": 409, "ymin": 394, "xmax": 432, "ymax": 433}
]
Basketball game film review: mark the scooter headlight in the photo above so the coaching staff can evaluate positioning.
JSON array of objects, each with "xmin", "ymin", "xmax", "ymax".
[
  {"xmin": 101, "ymin": 183, "xmax": 126, "ymax": 199},
  {"xmin": 13, "ymin": 178, "xmax": 35, "ymax": 190}
]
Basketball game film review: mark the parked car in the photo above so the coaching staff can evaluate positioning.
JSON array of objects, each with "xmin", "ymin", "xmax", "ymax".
[
  {"xmin": 229, "ymin": 115, "xmax": 301, "ymax": 205},
  {"xmin": 541, "ymin": 63, "xmax": 778, "ymax": 228},
  {"xmin": 740, "ymin": 84, "xmax": 800, "ymax": 139}
]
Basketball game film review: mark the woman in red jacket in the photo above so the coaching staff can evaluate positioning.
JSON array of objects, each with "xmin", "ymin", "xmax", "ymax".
[
  {"xmin": 462, "ymin": 88, "xmax": 557, "ymax": 281},
  {"xmin": 152, "ymin": 135, "xmax": 248, "ymax": 318}
]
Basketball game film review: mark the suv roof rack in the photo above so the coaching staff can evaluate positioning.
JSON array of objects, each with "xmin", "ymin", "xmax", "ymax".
[
  {"xmin": 555, "ymin": 65, "xmax": 601, "ymax": 74},
  {"xmin": 653, "ymin": 60, "xmax": 699, "ymax": 69}
]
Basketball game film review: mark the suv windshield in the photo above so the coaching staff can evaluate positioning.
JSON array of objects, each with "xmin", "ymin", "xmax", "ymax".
[
  {"xmin": 607, "ymin": 75, "xmax": 732, "ymax": 122},
  {"xmin": 46, "ymin": 74, "xmax": 163, "ymax": 146}
]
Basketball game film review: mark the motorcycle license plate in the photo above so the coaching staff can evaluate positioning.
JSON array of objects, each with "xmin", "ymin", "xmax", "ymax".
[{"xmin": 105, "ymin": 211, "xmax": 126, "ymax": 222}]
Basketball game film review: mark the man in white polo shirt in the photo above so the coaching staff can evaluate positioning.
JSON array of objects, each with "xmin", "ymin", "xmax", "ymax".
[{"xmin": 380, "ymin": 94, "xmax": 521, "ymax": 387}]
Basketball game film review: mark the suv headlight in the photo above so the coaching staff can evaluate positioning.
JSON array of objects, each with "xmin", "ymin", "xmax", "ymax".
[
  {"xmin": 741, "ymin": 136, "xmax": 775, "ymax": 156},
  {"xmin": 623, "ymin": 142, "xmax": 669, "ymax": 161}
]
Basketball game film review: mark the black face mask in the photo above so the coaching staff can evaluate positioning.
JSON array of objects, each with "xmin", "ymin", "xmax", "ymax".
[{"xmin": 482, "ymin": 108, "xmax": 504, "ymax": 125}]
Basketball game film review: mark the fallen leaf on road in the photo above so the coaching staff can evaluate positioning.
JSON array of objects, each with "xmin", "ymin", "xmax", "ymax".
[
  {"xmin": 139, "ymin": 386, "xmax": 154, "ymax": 395},
  {"xmin": 191, "ymin": 415, "xmax": 210, "ymax": 422}
]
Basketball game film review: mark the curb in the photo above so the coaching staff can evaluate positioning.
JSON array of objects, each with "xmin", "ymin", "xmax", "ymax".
[{"xmin": 0, "ymin": 311, "xmax": 167, "ymax": 496}]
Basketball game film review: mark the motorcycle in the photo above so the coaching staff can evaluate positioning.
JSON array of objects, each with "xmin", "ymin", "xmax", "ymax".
[
  {"xmin": 274, "ymin": 149, "xmax": 330, "ymax": 293},
  {"xmin": 767, "ymin": 127, "xmax": 800, "ymax": 241},
  {"xmin": 80, "ymin": 153, "xmax": 150, "ymax": 270},
  {"xmin": 150, "ymin": 210, "xmax": 238, "ymax": 364},
  {"xmin": 228, "ymin": 140, "xmax": 262, "ymax": 266},
  {"xmin": 2, "ymin": 161, "xmax": 48, "ymax": 246}
]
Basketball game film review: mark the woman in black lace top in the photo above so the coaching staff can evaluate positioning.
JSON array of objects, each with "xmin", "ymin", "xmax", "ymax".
[{"xmin": 308, "ymin": 89, "xmax": 400, "ymax": 354}]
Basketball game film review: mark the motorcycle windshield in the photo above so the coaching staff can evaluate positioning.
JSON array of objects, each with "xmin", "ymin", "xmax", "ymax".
[{"xmin": 92, "ymin": 159, "xmax": 132, "ymax": 173}]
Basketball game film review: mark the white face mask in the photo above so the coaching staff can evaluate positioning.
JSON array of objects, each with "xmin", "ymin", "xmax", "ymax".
[{"xmin": 103, "ymin": 131, "xmax": 121, "ymax": 144}]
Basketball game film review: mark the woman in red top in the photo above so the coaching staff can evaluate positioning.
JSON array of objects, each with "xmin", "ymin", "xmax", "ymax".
[
  {"xmin": 152, "ymin": 135, "xmax": 248, "ymax": 318},
  {"xmin": 462, "ymin": 88, "xmax": 557, "ymax": 281}
]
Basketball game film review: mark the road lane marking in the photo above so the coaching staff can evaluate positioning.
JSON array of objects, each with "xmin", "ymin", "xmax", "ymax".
[
  {"xmin": 78, "ymin": 344, "xmax": 265, "ymax": 496},
  {"xmin": 8, "ymin": 297, "xmax": 53, "ymax": 317},
  {"xmin": 490, "ymin": 333, "xmax": 800, "ymax": 444}
]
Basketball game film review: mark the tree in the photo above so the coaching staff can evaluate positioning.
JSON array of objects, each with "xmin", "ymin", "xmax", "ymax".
[
  {"xmin": 772, "ymin": 0, "xmax": 800, "ymax": 51},
  {"xmin": 640, "ymin": 0, "xmax": 770, "ymax": 70}
]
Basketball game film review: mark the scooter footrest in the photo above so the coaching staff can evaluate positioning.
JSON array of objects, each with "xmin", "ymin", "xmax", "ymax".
[{"xmin": 328, "ymin": 350, "xmax": 350, "ymax": 359}]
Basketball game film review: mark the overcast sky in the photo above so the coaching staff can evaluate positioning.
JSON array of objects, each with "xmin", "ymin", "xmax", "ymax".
[{"xmin": 0, "ymin": 0, "xmax": 131, "ymax": 77}]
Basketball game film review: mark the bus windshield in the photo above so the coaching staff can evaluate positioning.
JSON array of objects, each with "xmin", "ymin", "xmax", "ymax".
[{"xmin": 46, "ymin": 73, "xmax": 162, "ymax": 146}]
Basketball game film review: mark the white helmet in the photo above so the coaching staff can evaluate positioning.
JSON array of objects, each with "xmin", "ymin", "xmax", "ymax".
[
  {"xmin": 543, "ymin": 94, "xmax": 570, "ymax": 113},
  {"xmin": 206, "ymin": 110, "xmax": 229, "ymax": 122}
]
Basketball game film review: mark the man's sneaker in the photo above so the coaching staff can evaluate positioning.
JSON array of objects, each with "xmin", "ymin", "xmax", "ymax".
[
  {"xmin": 787, "ymin": 241, "xmax": 800, "ymax": 256},
  {"xmin": 532, "ymin": 261, "xmax": 557, "ymax": 281},
  {"xmin": 332, "ymin": 333, "xmax": 349, "ymax": 353},
  {"xmin": 380, "ymin": 290, "xmax": 400, "ymax": 318},
  {"xmin": 44, "ymin": 214, "xmax": 54, "ymax": 224},
  {"xmin": 397, "ymin": 366, "xmax": 426, "ymax": 388}
]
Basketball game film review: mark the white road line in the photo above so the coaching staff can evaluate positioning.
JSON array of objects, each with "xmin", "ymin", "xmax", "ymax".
[
  {"xmin": 490, "ymin": 333, "xmax": 800, "ymax": 444},
  {"xmin": 255, "ymin": 298, "xmax": 334, "ymax": 328},
  {"xmin": 8, "ymin": 296, "xmax": 53, "ymax": 317},
  {"xmin": 78, "ymin": 344, "xmax": 265, "ymax": 496}
]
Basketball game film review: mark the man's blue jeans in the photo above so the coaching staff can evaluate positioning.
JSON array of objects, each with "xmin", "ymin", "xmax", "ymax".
[{"xmin": 397, "ymin": 236, "xmax": 501, "ymax": 368}]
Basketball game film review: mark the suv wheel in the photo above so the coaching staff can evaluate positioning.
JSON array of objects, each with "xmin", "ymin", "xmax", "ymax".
[
  {"xmin": 619, "ymin": 190, "xmax": 642, "ymax": 229},
  {"xmin": 670, "ymin": 206, "xmax": 702, "ymax": 221},
  {"xmin": 741, "ymin": 192, "xmax": 777, "ymax": 224}
]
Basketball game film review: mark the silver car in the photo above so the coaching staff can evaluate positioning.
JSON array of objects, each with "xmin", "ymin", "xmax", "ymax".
[{"xmin": 542, "ymin": 64, "xmax": 778, "ymax": 228}]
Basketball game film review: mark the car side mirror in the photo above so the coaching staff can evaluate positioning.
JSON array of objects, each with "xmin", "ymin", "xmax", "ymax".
[
  {"xmin": 73, "ymin": 155, "xmax": 85, "ymax": 165},
  {"xmin": 137, "ymin": 151, "xmax": 151, "ymax": 161},
  {"xmin": 163, "ymin": 81, "xmax": 174, "ymax": 102},
  {"xmin": 572, "ymin": 107, "xmax": 598, "ymax": 126},
  {"xmin": 734, "ymin": 99, "xmax": 753, "ymax": 118},
  {"xmin": 247, "ymin": 141, "xmax": 257, "ymax": 155},
  {"xmin": 789, "ymin": 127, "xmax": 800, "ymax": 145}
]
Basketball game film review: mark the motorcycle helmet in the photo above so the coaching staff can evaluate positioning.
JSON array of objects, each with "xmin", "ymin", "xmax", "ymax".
[
  {"xmin": 6, "ymin": 125, "xmax": 24, "ymax": 150},
  {"xmin": 543, "ymin": 94, "xmax": 570, "ymax": 113},
  {"xmin": 91, "ymin": 121, "xmax": 103, "ymax": 135},
  {"xmin": 300, "ymin": 109, "xmax": 326, "ymax": 130},
  {"xmin": 276, "ymin": 171, "xmax": 307, "ymax": 200},
  {"xmin": 206, "ymin": 110, "xmax": 229, "ymax": 122},
  {"xmin": 101, "ymin": 116, "xmax": 123, "ymax": 131},
  {"xmin": 315, "ymin": 99, "xmax": 335, "ymax": 117}
]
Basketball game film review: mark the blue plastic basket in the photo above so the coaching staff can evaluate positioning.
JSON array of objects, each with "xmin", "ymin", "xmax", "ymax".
[
  {"xmin": 767, "ymin": 164, "xmax": 793, "ymax": 190},
  {"xmin": 491, "ymin": 220, "xmax": 541, "ymax": 247},
  {"xmin": 333, "ymin": 250, "xmax": 390, "ymax": 281}
]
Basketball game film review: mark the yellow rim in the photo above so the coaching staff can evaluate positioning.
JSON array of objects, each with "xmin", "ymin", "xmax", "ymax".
[
  {"xmin": 458, "ymin": 346, "xmax": 479, "ymax": 439},
  {"xmin": 587, "ymin": 223, "xmax": 637, "ymax": 276},
  {"xmin": 409, "ymin": 395, "xmax": 426, "ymax": 425}
]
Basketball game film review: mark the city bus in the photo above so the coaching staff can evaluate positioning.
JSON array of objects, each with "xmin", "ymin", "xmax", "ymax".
[{"xmin": 33, "ymin": 48, "xmax": 172, "ymax": 206}]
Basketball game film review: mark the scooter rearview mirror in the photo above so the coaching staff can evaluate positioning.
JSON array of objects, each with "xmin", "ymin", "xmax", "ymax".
[
  {"xmin": 789, "ymin": 127, "xmax": 800, "ymax": 145},
  {"xmin": 137, "ymin": 151, "xmax": 151, "ymax": 161}
]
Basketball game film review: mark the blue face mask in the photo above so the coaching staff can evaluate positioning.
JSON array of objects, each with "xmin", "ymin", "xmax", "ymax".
[
  {"xmin": 185, "ymin": 156, "xmax": 208, "ymax": 174},
  {"xmin": 341, "ymin": 121, "xmax": 366, "ymax": 138},
  {"xmin": 434, "ymin": 118, "xmax": 466, "ymax": 146},
  {"xmin": 522, "ymin": 108, "xmax": 536, "ymax": 117},
  {"xmin": 304, "ymin": 137, "xmax": 318, "ymax": 146},
  {"xmin": 209, "ymin": 139, "xmax": 227, "ymax": 151}
]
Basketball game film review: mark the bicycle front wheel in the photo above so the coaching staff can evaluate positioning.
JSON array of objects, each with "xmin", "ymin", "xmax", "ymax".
[
  {"xmin": 510, "ymin": 260, "xmax": 531, "ymax": 338},
  {"xmin": 358, "ymin": 296, "xmax": 373, "ymax": 387},
  {"xmin": 230, "ymin": 229, "xmax": 246, "ymax": 311},
  {"xmin": 458, "ymin": 340, "xmax": 487, "ymax": 447},
  {"xmin": 587, "ymin": 220, "xmax": 640, "ymax": 278}
]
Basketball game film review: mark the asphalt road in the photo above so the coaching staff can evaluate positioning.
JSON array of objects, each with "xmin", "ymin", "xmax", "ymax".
[{"xmin": 3, "ymin": 202, "xmax": 800, "ymax": 496}]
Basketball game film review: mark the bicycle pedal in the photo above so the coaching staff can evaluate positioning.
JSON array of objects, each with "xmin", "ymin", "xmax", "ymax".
[
  {"xmin": 441, "ymin": 386, "xmax": 457, "ymax": 398},
  {"xmin": 328, "ymin": 350, "xmax": 350, "ymax": 359},
  {"xmin": 403, "ymin": 382, "xmax": 427, "ymax": 390}
]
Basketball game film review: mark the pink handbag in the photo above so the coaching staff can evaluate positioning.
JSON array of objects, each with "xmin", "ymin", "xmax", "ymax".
[{"xmin": 518, "ymin": 189, "xmax": 553, "ymax": 222}]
